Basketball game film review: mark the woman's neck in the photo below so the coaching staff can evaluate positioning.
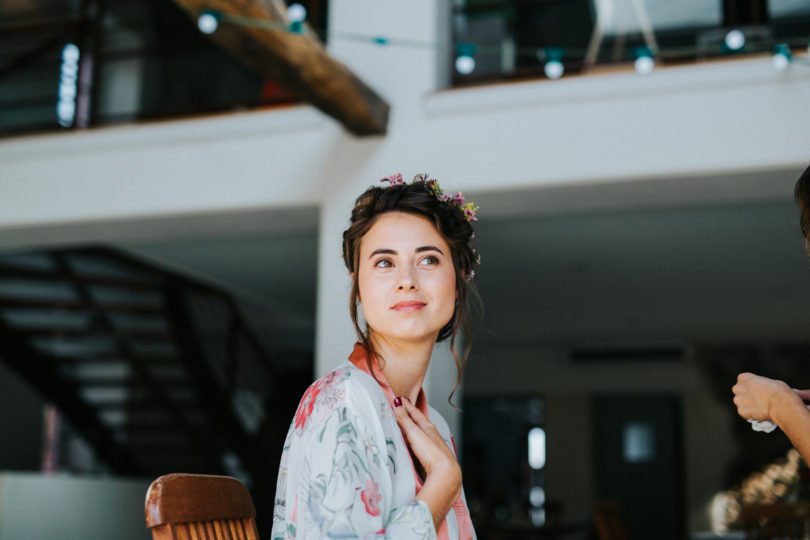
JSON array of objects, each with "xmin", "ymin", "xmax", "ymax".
[{"xmin": 369, "ymin": 333, "xmax": 435, "ymax": 404}]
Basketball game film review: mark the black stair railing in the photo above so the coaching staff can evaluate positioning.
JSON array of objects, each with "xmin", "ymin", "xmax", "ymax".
[{"xmin": 0, "ymin": 245, "xmax": 286, "ymax": 516}]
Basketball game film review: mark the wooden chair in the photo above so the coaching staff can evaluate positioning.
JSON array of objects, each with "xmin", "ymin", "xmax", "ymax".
[
  {"xmin": 741, "ymin": 502, "xmax": 810, "ymax": 540},
  {"xmin": 145, "ymin": 473, "xmax": 260, "ymax": 540}
]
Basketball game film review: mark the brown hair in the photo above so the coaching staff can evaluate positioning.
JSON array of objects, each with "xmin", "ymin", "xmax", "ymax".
[
  {"xmin": 342, "ymin": 178, "xmax": 480, "ymax": 405},
  {"xmin": 796, "ymin": 164, "xmax": 810, "ymax": 249}
]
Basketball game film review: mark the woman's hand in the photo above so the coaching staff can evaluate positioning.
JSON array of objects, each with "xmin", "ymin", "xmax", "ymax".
[
  {"xmin": 733, "ymin": 372, "xmax": 801, "ymax": 423},
  {"xmin": 394, "ymin": 397, "xmax": 462, "ymax": 531}
]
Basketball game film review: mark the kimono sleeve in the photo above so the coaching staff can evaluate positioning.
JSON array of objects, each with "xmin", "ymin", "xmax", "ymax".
[{"xmin": 284, "ymin": 391, "xmax": 436, "ymax": 540}]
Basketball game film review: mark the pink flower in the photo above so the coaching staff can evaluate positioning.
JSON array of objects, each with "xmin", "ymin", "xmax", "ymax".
[
  {"xmin": 380, "ymin": 173, "xmax": 404, "ymax": 186},
  {"xmin": 361, "ymin": 478, "xmax": 382, "ymax": 516},
  {"xmin": 294, "ymin": 381, "xmax": 322, "ymax": 430}
]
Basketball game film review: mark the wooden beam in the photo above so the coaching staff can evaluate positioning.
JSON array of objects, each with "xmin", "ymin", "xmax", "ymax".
[{"xmin": 171, "ymin": 0, "xmax": 389, "ymax": 136}]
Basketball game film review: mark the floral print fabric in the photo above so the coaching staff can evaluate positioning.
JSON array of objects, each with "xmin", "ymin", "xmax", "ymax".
[{"xmin": 271, "ymin": 350, "xmax": 475, "ymax": 540}]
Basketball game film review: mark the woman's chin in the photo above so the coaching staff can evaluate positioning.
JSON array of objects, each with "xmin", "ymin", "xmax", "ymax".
[{"xmin": 372, "ymin": 327, "xmax": 439, "ymax": 345}]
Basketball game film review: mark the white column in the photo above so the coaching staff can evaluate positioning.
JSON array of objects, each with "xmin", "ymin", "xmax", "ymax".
[
  {"xmin": 425, "ymin": 340, "xmax": 464, "ymax": 446},
  {"xmin": 315, "ymin": 0, "xmax": 451, "ymax": 378}
]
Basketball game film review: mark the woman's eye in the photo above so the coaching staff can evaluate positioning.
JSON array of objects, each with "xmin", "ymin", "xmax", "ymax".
[
  {"xmin": 374, "ymin": 258, "xmax": 393, "ymax": 268},
  {"xmin": 419, "ymin": 255, "xmax": 439, "ymax": 266}
]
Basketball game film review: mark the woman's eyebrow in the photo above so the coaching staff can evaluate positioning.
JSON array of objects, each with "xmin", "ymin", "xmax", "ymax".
[
  {"xmin": 369, "ymin": 248, "xmax": 396, "ymax": 259},
  {"xmin": 416, "ymin": 245, "xmax": 444, "ymax": 255}
]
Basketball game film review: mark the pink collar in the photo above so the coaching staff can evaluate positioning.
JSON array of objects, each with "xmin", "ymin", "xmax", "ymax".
[{"xmin": 348, "ymin": 342, "xmax": 429, "ymax": 417}]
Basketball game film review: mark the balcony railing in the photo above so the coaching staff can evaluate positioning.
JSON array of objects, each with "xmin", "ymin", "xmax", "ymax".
[{"xmin": 451, "ymin": 0, "xmax": 810, "ymax": 84}]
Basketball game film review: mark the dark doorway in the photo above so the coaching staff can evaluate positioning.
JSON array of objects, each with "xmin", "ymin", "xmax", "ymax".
[{"xmin": 592, "ymin": 395, "xmax": 684, "ymax": 540}]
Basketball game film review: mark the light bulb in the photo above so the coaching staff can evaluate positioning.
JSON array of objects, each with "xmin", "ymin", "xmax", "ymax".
[
  {"xmin": 544, "ymin": 60, "xmax": 564, "ymax": 80},
  {"xmin": 724, "ymin": 29, "xmax": 745, "ymax": 51},
  {"xmin": 62, "ymin": 43, "xmax": 80, "ymax": 63},
  {"xmin": 197, "ymin": 12, "xmax": 219, "ymax": 34},
  {"xmin": 634, "ymin": 55, "xmax": 654, "ymax": 75},
  {"xmin": 772, "ymin": 53, "xmax": 790, "ymax": 71},
  {"xmin": 455, "ymin": 55, "xmax": 475, "ymax": 75},
  {"xmin": 772, "ymin": 44, "xmax": 791, "ymax": 71},
  {"xmin": 287, "ymin": 3, "xmax": 307, "ymax": 23}
]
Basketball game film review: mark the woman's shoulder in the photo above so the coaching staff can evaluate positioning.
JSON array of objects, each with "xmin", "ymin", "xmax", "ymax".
[{"xmin": 291, "ymin": 361, "xmax": 387, "ymax": 433}]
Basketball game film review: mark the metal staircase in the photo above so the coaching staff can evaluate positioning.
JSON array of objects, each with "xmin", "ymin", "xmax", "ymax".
[{"xmin": 0, "ymin": 245, "xmax": 298, "ymax": 532}]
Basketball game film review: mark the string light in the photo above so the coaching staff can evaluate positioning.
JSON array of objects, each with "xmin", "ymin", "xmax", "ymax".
[
  {"xmin": 634, "ymin": 47, "xmax": 655, "ymax": 75},
  {"xmin": 189, "ymin": 9, "xmax": 810, "ymax": 78},
  {"xmin": 287, "ymin": 3, "xmax": 307, "ymax": 23},
  {"xmin": 287, "ymin": 3, "xmax": 307, "ymax": 33},
  {"xmin": 57, "ymin": 43, "xmax": 80, "ymax": 127},
  {"xmin": 724, "ymin": 29, "xmax": 746, "ymax": 51},
  {"xmin": 455, "ymin": 55, "xmax": 475, "ymax": 75},
  {"xmin": 197, "ymin": 11, "xmax": 220, "ymax": 34},
  {"xmin": 455, "ymin": 42, "xmax": 477, "ymax": 75},
  {"xmin": 772, "ymin": 43, "xmax": 791, "ymax": 71},
  {"xmin": 539, "ymin": 48, "xmax": 565, "ymax": 80}
]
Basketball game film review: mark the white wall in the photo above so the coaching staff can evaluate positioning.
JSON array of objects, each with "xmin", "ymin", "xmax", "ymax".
[
  {"xmin": 0, "ymin": 472, "xmax": 151, "ymax": 540},
  {"xmin": 2, "ymin": 56, "xmax": 808, "ymax": 385}
]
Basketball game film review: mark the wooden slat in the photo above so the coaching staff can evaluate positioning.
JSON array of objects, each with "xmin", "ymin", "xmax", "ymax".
[
  {"xmin": 169, "ymin": 0, "xmax": 389, "ymax": 136},
  {"xmin": 176, "ymin": 524, "xmax": 190, "ymax": 540}
]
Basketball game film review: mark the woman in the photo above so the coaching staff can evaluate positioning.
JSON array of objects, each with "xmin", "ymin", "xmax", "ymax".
[
  {"xmin": 271, "ymin": 173, "xmax": 479, "ymax": 539},
  {"xmin": 732, "ymin": 164, "xmax": 810, "ymax": 462}
]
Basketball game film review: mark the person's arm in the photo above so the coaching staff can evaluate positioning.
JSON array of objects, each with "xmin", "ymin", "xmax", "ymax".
[{"xmin": 733, "ymin": 372, "xmax": 810, "ymax": 463}]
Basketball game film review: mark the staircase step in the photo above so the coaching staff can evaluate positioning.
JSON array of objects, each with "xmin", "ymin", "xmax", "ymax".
[
  {"xmin": 73, "ymin": 376, "xmax": 189, "ymax": 388},
  {"xmin": 52, "ymin": 353, "xmax": 178, "ymax": 364},
  {"xmin": 18, "ymin": 327, "xmax": 171, "ymax": 341},
  {"xmin": 0, "ymin": 296, "xmax": 164, "ymax": 315},
  {"xmin": 87, "ymin": 389, "xmax": 198, "ymax": 408},
  {"xmin": 122, "ymin": 438, "xmax": 193, "ymax": 450},
  {"xmin": 0, "ymin": 263, "xmax": 162, "ymax": 290}
]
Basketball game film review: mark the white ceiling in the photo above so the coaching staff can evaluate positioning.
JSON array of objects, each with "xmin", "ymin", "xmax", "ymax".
[{"xmin": 112, "ymin": 167, "xmax": 810, "ymax": 369}]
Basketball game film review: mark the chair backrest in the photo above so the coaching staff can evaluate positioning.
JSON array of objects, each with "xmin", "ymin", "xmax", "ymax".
[
  {"xmin": 145, "ymin": 473, "xmax": 259, "ymax": 540},
  {"xmin": 741, "ymin": 502, "xmax": 810, "ymax": 540}
]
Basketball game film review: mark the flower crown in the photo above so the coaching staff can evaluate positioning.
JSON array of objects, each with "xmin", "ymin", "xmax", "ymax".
[
  {"xmin": 380, "ymin": 173, "xmax": 481, "ymax": 280},
  {"xmin": 381, "ymin": 173, "xmax": 479, "ymax": 222}
]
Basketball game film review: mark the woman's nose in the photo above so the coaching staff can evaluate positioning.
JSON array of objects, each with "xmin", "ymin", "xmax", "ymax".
[{"xmin": 397, "ymin": 267, "xmax": 418, "ymax": 290}]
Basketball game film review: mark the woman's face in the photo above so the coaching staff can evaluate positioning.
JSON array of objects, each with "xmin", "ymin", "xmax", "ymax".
[{"xmin": 357, "ymin": 212, "xmax": 457, "ymax": 345}]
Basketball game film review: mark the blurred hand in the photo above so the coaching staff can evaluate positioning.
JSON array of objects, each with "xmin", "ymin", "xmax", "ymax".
[{"xmin": 733, "ymin": 372, "xmax": 795, "ymax": 422}]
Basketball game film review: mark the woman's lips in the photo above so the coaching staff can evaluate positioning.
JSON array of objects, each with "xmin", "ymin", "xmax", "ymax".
[{"xmin": 391, "ymin": 301, "xmax": 426, "ymax": 312}]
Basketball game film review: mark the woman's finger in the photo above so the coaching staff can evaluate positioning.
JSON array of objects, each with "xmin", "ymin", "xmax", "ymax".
[
  {"xmin": 400, "ymin": 398, "xmax": 438, "ymax": 433},
  {"xmin": 394, "ymin": 403, "xmax": 434, "ymax": 449}
]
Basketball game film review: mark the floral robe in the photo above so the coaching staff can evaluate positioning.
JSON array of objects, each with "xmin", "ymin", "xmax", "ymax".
[{"xmin": 271, "ymin": 343, "xmax": 476, "ymax": 540}]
